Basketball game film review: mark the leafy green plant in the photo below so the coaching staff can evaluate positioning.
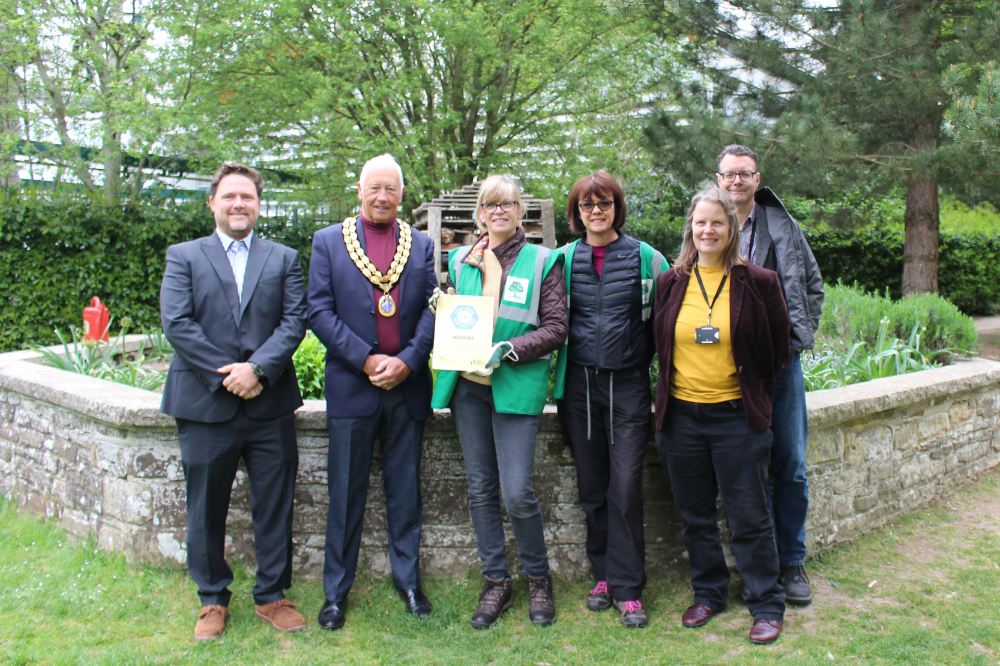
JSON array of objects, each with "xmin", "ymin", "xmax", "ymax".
[
  {"xmin": 803, "ymin": 317, "xmax": 967, "ymax": 391},
  {"xmin": 32, "ymin": 321, "xmax": 171, "ymax": 392},
  {"xmin": 293, "ymin": 331, "xmax": 326, "ymax": 400},
  {"xmin": 817, "ymin": 283, "xmax": 978, "ymax": 354}
]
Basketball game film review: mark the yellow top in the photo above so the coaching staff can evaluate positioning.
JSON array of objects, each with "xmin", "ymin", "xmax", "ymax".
[{"xmin": 669, "ymin": 264, "xmax": 741, "ymax": 403}]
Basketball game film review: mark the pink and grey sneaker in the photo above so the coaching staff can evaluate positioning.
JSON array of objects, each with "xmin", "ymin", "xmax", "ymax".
[
  {"xmin": 614, "ymin": 599, "xmax": 648, "ymax": 628},
  {"xmin": 586, "ymin": 581, "xmax": 612, "ymax": 611}
]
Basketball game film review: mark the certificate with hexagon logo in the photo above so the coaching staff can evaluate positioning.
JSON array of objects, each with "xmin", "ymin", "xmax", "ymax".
[{"xmin": 432, "ymin": 294, "xmax": 494, "ymax": 372}]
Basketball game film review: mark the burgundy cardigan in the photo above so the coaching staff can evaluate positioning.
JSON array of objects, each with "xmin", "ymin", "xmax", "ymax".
[{"xmin": 652, "ymin": 263, "xmax": 791, "ymax": 432}]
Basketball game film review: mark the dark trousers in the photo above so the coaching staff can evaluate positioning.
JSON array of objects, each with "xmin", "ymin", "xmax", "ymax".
[
  {"xmin": 558, "ymin": 362, "xmax": 649, "ymax": 601},
  {"xmin": 177, "ymin": 405, "xmax": 299, "ymax": 607},
  {"xmin": 323, "ymin": 386, "xmax": 424, "ymax": 602},
  {"xmin": 656, "ymin": 399, "xmax": 785, "ymax": 621},
  {"xmin": 450, "ymin": 378, "xmax": 550, "ymax": 578}
]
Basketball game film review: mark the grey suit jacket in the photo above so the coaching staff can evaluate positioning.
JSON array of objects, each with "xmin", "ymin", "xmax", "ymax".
[{"xmin": 159, "ymin": 232, "xmax": 307, "ymax": 423}]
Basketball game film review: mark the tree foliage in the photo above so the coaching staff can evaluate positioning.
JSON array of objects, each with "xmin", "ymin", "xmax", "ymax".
[
  {"xmin": 631, "ymin": 0, "xmax": 1000, "ymax": 295},
  {"xmin": 164, "ymin": 0, "xmax": 679, "ymax": 210},
  {"xmin": 0, "ymin": 0, "xmax": 188, "ymax": 204}
]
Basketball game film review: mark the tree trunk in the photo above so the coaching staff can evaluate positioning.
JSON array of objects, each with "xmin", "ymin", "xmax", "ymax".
[
  {"xmin": 901, "ymin": 177, "xmax": 939, "ymax": 295},
  {"xmin": 102, "ymin": 128, "xmax": 122, "ymax": 206}
]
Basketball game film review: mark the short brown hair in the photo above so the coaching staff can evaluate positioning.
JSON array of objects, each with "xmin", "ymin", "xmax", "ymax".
[
  {"xmin": 673, "ymin": 186, "xmax": 747, "ymax": 275},
  {"xmin": 716, "ymin": 145, "xmax": 758, "ymax": 171},
  {"xmin": 210, "ymin": 163, "xmax": 264, "ymax": 198},
  {"xmin": 566, "ymin": 171, "xmax": 627, "ymax": 234}
]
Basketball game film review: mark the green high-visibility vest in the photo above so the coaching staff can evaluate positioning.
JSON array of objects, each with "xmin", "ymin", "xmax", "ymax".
[
  {"xmin": 550, "ymin": 238, "xmax": 669, "ymax": 400},
  {"xmin": 431, "ymin": 241, "xmax": 563, "ymax": 415}
]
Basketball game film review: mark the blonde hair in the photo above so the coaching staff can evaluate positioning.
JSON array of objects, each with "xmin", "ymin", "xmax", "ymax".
[
  {"xmin": 673, "ymin": 186, "xmax": 747, "ymax": 275},
  {"xmin": 474, "ymin": 175, "xmax": 524, "ymax": 231}
]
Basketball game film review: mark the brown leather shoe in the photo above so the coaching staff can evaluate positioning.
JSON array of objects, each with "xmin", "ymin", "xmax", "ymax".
[
  {"xmin": 194, "ymin": 604, "xmax": 229, "ymax": 641},
  {"xmin": 255, "ymin": 599, "xmax": 306, "ymax": 632},
  {"xmin": 681, "ymin": 603, "xmax": 717, "ymax": 628},
  {"xmin": 749, "ymin": 618, "xmax": 783, "ymax": 644}
]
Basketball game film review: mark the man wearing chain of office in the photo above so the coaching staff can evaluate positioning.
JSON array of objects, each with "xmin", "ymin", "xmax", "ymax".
[{"xmin": 307, "ymin": 154, "xmax": 438, "ymax": 629}]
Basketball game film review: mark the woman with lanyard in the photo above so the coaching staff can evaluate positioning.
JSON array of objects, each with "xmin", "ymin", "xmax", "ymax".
[
  {"xmin": 652, "ymin": 186, "xmax": 790, "ymax": 644},
  {"xmin": 551, "ymin": 172, "xmax": 668, "ymax": 628},
  {"xmin": 431, "ymin": 174, "xmax": 567, "ymax": 630}
]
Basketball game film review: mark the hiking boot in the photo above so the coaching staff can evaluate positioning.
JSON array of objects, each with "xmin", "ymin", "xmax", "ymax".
[
  {"xmin": 470, "ymin": 576, "xmax": 513, "ymax": 629},
  {"xmin": 614, "ymin": 599, "xmax": 648, "ymax": 628},
  {"xmin": 527, "ymin": 574, "xmax": 556, "ymax": 626},
  {"xmin": 194, "ymin": 604, "xmax": 229, "ymax": 641},
  {"xmin": 586, "ymin": 580, "xmax": 612, "ymax": 611},
  {"xmin": 780, "ymin": 564, "xmax": 812, "ymax": 606}
]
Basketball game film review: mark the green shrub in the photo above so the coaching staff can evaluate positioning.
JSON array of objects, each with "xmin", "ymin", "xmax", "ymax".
[
  {"xmin": 294, "ymin": 331, "xmax": 326, "ymax": 400},
  {"xmin": 0, "ymin": 191, "xmax": 321, "ymax": 353},
  {"xmin": 816, "ymin": 283, "xmax": 978, "ymax": 355}
]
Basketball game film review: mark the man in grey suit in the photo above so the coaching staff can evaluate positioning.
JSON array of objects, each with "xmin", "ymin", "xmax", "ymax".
[{"xmin": 160, "ymin": 163, "xmax": 307, "ymax": 641}]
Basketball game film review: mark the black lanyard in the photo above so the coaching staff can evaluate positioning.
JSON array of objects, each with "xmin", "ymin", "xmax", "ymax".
[
  {"xmin": 694, "ymin": 264, "xmax": 727, "ymax": 326},
  {"xmin": 744, "ymin": 213, "xmax": 756, "ymax": 264}
]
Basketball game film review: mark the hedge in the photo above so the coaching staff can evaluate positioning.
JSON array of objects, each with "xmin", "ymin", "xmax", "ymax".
[
  {"xmin": 2, "ymin": 194, "xmax": 996, "ymax": 353},
  {"xmin": 622, "ymin": 221, "xmax": 1000, "ymax": 317},
  {"xmin": 0, "ymin": 194, "xmax": 321, "ymax": 352},
  {"xmin": 804, "ymin": 230, "xmax": 1000, "ymax": 316}
]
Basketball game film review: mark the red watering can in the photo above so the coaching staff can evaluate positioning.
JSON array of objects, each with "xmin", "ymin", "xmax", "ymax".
[{"xmin": 82, "ymin": 297, "xmax": 110, "ymax": 342}]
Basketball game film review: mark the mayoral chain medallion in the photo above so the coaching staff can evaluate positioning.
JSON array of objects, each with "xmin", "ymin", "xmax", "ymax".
[{"xmin": 342, "ymin": 216, "xmax": 412, "ymax": 317}]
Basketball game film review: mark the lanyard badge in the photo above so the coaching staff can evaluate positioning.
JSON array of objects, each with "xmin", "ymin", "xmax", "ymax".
[{"xmin": 694, "ymin": 265, "xmax": 727, "ymax": 345}]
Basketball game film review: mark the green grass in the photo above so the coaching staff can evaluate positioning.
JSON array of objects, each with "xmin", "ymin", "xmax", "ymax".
[{"xmin": 5, "ymin": 469, "xmax": 1000, "ymax": 665}]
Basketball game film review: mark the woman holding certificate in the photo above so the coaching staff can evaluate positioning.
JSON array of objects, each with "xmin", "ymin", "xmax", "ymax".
[
  {"xmin": 652, "ymin": 186, "xmax": 790, "ymax": 645},
  {"xmin": 551, "ymin": 172, "xmax": 668, "ymax": 628},
  {"xmin": 431, "ymin": 174, "xmax": 567, "ymax": 630}
]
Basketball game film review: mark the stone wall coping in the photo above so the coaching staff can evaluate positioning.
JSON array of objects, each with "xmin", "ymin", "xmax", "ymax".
[
  {"xmin": 804, "ymin": 357, "xmax": 1000, "ymax": 427},
  {"xmin": 4, "ymin": 339, "xmax": 999, "ymax": 431}
]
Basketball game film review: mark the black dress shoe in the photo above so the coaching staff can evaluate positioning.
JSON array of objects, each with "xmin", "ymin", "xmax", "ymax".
[
  {"xmin": 318, "ymin": 599, "xmax": 346, "ymax": 630},
  {"xmin": 397, "ymin": 587, "xmax": 432, "ymax": 618},
  {"xmin": 780, "ymin": 565, "xmax": 813, "ymax": 606}
]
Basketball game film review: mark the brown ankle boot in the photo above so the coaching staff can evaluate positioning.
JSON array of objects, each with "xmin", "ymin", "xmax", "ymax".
[{"xmin": 527, "ymin": 574, "xmax": 556, "ymax": 626}]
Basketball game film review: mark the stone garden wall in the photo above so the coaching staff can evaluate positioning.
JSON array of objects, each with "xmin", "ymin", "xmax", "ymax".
[{"xmin": 2, "ymin": 339, "xmax": 999, "ymax": 578}]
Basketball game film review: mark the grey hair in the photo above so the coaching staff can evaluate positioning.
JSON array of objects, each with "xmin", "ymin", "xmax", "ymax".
[
  {"xmin": 716, "ymin": 144, "xmax": 759, "ymax": 170},
  {"xmin": 359, "ymin": 153, "xmax": 405, "ymax": 190}
]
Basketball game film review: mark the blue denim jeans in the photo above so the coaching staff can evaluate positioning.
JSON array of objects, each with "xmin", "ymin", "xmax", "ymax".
[
  {"xmin": 768, "ymin": 352, "xmax": 809, "ymax": 568},
  {"xmin": 450, "ymin": 378, "xmax": 550, "ymax": 578}
]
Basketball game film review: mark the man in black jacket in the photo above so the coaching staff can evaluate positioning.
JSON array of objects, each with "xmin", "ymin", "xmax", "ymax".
[{"xmin": 716, "ymin": 145, "xmax": 824, "ymax": 605}]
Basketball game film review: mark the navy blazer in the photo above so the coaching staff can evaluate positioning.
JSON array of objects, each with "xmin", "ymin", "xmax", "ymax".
[
  {"xmin": 653, "ymin": 263, "xmax": 790, "ymax": 432},
  {"xmin": 160, "ymin": 233, "xmax": 307, "ymax": 423},
  {"xmin": 307, "ymin": 220, "xmax": 437, "ymax": 420}
]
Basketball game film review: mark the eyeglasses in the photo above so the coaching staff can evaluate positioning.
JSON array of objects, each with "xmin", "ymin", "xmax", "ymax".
[
  {"xmin": 718, "ymin": 171, "xmax": 758, "ymax": 182},
  {"xmin": 578, "ymin": 200, "xmax": 614, "ymax": 213},
  {"xmin": 481, "ymin": 201, "xmax": 517, "ymax": 213}
]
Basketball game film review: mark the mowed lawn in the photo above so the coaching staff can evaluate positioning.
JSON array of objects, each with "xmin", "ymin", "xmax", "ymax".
[{"xmin": 4, "ymin": 469, "xmax": 1000, "ymax": 666}]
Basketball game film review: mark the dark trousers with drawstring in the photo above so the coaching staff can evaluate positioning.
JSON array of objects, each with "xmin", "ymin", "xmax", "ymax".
[{"xmin": 558, "ymin": 361, "xmax": 651, "ymax": 602}]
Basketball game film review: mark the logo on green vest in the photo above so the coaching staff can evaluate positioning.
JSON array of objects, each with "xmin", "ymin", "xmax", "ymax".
[{"xmin": 504, "ymin": 277, "xmax": 529, "ymax": 305}]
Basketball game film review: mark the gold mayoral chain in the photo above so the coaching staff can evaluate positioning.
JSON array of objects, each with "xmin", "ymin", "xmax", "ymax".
[{"xmin": 342, "ymin": 216, "xmax": 412, "ymax": 317}]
